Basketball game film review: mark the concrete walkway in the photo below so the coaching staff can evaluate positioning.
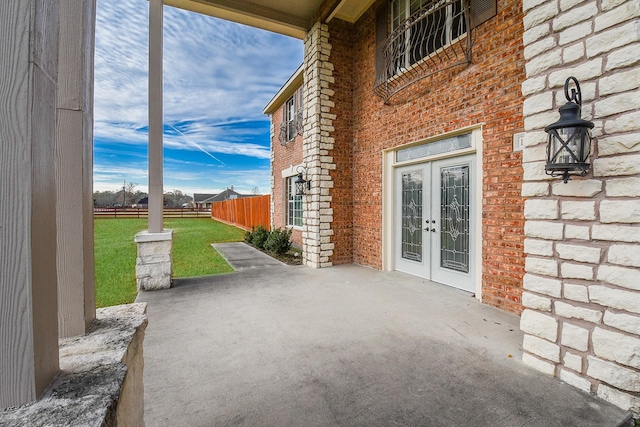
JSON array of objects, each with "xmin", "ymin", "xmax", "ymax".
[{"xmin": 137, "ymin": 243, "xmax": 632, "ymax": 427}]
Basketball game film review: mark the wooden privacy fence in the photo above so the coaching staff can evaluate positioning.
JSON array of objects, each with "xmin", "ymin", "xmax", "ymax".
[
  {"xmin": 94, "ymin": 207, "xmax": 211, "ymax": 218},
  {"xmin": 210, "ymin": 195, "xmax": 270, "ymax": 231}
]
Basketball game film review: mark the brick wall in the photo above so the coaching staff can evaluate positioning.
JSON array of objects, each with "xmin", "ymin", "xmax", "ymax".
[
  {"xmin": 520, "ymin": 0, "xmax": 640, "ymax": 413},
  {"xmin": 269, "ymin": 90, "xmax": 304, "ymax": 248},
  {"xmin": 327, "ymin": 0, "xmax": 527, "ymax": 312}
]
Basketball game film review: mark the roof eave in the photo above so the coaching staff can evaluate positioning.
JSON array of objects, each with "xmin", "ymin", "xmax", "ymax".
[{"xmin": 263, "ymin": 64, "xmax": 304, "ymax": 114}]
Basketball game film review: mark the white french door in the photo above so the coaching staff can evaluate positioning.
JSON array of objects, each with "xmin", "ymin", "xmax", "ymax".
[{"xmin": 394, "ymin": 154, "xmax": 475, "ymax": 292}]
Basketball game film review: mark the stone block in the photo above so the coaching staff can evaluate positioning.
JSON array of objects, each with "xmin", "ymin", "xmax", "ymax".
[
  {"xmin": 598, "ymin": 264, "xmax": 640, "ymax": 289},
  {"xmin": 597, "ymin": 383, "xmax": 640, "ymax": 415},
  {"xmin": 553, "ymin": 2, "xmax": 597, "ymax": 32},
  {"xmin": 596, "ymin": 135, "xmax": 640, "ymax": 156},
  {"xmin": 523, "ymin": 130, "xmax": 548, "ymax": 148},
  {"xmin": 562, "ymin": 42, "xmax": 585, "ymax": 64},
  {"xmin": 560, "ymin": 0, "xmax": 589, "ymax": 11},
  {"xmin": 605, "ymin": 44, "xmax": 640, "ymax": 72},
  {"xmin": 522, "ymin": 76, "xmax": 547, "ymax": 96},
  {"xmin": 523, "ymin": 334, "xmax": 561, "ymax": 362},
  {"xmin": 601, "ymin": 0, "xmax": 630, "ymax": 11},
  {"xmin": 587, "ymin": 356, "xmax": 640, "ymax": 392},
  {"xmin": 561, "ymin": 323, "xmax": 590, "ymax": 352},
  {"xmin": 561, "ymin": 262, "xmax": 594, "ymax": 280},
  {"xmin": 524, "ymin": 2, "xmax": 559, "ymax": 29},
  {"xmin": 564, "ymin": 283, "xmax": 589, "ymax": 303},
  {"xmin": 555, "ymin": 301, "xmax": 602, "ymax": 323},
  {"xmin": 549, "ymin": 59, "xmax": 602, "ymax": 87},
  {"xmin": 592, "ymin": 224, "xmax": 640, "ymax": 243},
  {"xmin": 524, "ymin": 220, "xmax": 564, "ymax": 240},
  {"xmin": 526, "ymin": 50, "xmax": 563, "ymax": 78},
  {"xmin": 564, "ymin": 225, "xmax": 590, "ymax": 240},
  {"xmin": 523, "ymin": 161, "xmax": 554, "ymax": 181},
  {"xmin": 524, "ymin": 273, "xmax": 562, "ymax": 297},
  {"xmin": 521, "ymin": 309, "xmax": 558, "ymax": 341},
  {"xmin": 522, "ymin": 182, "xmax": 550, "ymax": 197},
  {"xmin": 595, "ymin": 1, "xmax": 640, "ymax": 32},
  {"xmin": 600, "ymin": 68, "xmax": 640, "ymax": 97},
  {"xmin": 608, "ymin": 244, "xmax": 640, "ymax": 270},
  {"xmin": 523, "ymin": 0, "xmax": 548, "ymax": 13},
  {"xmin": 523, "ymin": 352, "xmax": 556, "ymax": 375},
  {"xmin": 586, "ymin": 21, "xmax": 640, "ymax": 58},
  {"xmin": 603, "ymin": 311, "xmax": 640, "ymax": 336},
  {"xmin": 551, "ymin": 179, "xmax": 602, "ymax": 197},
  {"xmin": 596, "ymin": 92, "xmax": 640, "ymax": 119},
  {"xmin": 560, "ymin": 368, "xmax": 592, "ymax": 393},
  {"xmin": 560, "ymin": 201, "xmax": 596, "ymax": 220},
  {"xmin": 600, "ymin": 200, "xmax": 640, "ymax": 223},
  {"xmin": 522, "ymin": 291, "xmax": 552, "ymax": 311},
  {"xmin": 137, "ymin": 240, "xmax": 172, "ymax": 257},
  {"xmin": 522, "ymin": 143, "xmax": 547, "ymax": 163},
  {"xmin": 526, "ymin": 256, "xmax": 559, "ymax": 276},
  {"xmin": 593, "ymin": 327, "xmax": 640, "ymax": 369},
  {"xmin": 556, "ymin": 243, "xmax": 601, "ymax": 263},
  {"xmin": 524, "ymin": 199, "xmax": 558, "ymax": 219},
  {"xmin": 563, "ymin": 351, "xmax": 583, "ymax": 372},
  {"xmin": 137, "ymin": 274, "xmax": 170, "ymax": 291},
  {"xmin": 524, "ymin": 238, "xmax": 553, "ymax": 256},
  {"xmin": 589, "ymin": 286, "xmax": 640, "ymax": 314},
  {"xmin": 523, "ymin": 91, "xmax": 554, "ymax": 115},
  {"xmin": 606, "ymin": 176, "xmax": 640, "ymax": 197}
]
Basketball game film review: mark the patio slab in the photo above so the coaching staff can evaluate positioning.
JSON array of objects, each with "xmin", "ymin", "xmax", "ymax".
[{"xmin": 137, "ymin": 243, "xmax": 632, "ymax": 427}]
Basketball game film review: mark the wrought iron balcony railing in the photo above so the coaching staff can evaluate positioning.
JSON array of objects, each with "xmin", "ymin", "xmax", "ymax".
[
  {"xmin": 279, "ymin": 109, "xmax": 304, "ymax": 145},
  {"xmin": 374, "ymin": 0, "xmax": 472, "ymax": 103}
]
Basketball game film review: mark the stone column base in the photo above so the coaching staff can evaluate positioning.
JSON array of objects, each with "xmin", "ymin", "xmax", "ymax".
[{"xmin": 134, "ymin": 230, "xmax": 173, "ymax": 291}]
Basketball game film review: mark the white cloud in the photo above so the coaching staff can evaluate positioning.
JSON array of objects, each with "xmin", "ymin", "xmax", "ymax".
[{"xmin": 94, "ymin": 0, "xmax": 303, "ymax": 153}]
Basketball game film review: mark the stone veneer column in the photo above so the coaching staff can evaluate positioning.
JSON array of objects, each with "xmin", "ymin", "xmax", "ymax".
[
  {"xmin": 269, "ymin": 113, "xmax": 276, "ymax": 229},
  {"xmin": 302, "ymin": 23, "xmax": 336, "ymax": 268},
  {"xmin": 134, "ymin": 230, "xmax": 173, "ymax": 290},
  {"xmin": 520, "ymin": 0, "xmax": 640, "ymax": 414}
]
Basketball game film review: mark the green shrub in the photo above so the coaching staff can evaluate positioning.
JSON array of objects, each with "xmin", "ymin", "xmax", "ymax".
[
  {"xmin": 264, "ymin": 228, "xmax": 292, "ymax": 255},
  {"xmin": 247, "ymin": 225, "xmax": 269, "ymax": 249}
]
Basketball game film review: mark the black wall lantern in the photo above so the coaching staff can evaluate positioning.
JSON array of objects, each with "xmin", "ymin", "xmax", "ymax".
[
  {"xmin": 295, "ymin": 165, "xmax": 310, "ymax": 196},
  {"xmin": 545, "ymin": 76, "xmax": 595, "ymax": 183}
]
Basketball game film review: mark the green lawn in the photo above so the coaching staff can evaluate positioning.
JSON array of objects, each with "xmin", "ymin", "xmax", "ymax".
[{"xmin": 94, "ymin": 218, "xmax": 245, "ymax": 308}]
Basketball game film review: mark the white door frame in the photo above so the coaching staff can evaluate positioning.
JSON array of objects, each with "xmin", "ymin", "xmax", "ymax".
[{"xmin": 382, "ymin": 125, "xmax": 484, "ymax": 299}]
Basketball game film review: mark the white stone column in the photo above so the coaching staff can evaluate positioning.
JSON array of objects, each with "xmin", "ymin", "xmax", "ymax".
[
  {"xmin": 135, "ymin": 230, "xmax": 173, "ymax": 290},
  {"xmin": 0, "ymin": 0, "xmax": 60, "ymax": 407},
  {"xmin": 302, "ymin": 23, "xmax": 336, "ymax": 268},
  {"xmin": 56, "ymin": 0, "xmax": 96, "ymax": 338},
  {"xmin": 520, "ymin": 0, "xmax": 640, "ymax": 414}
]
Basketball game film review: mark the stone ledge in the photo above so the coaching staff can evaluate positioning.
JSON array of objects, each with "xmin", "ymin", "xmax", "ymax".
[
  {"xmin": 0, "ymin": 303, "xmax": 147, "ymax": 426},
  {"xmin": 134, "ymin": 229, "xmax": 173, "ymax": 243}
]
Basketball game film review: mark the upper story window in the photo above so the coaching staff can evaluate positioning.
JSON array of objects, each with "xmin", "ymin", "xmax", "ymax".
[
  {"xmin": 279, "ymin": 88, "xmax": 304, "ymax": 144},
  {"xmin": 374, "ymin": 0, "xmax": 496, "ymax": 103},
  {"xmin": 390, "ymin": 0, "xmax": 466, "ymax": 72}
]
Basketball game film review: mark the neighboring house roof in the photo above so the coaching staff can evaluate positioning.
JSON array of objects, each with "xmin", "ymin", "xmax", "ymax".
[
  {"xmin": 193, "ymin": 193, "xmax": 218, "ymax": 203},
  {"xmin": 263, "ymin": 64, "xmax": 303, "ymax": 114},
  {"xmin": 207, "ymin": 189, "xmax": 252, "ymax": 203},
  {"xmin": 136, "ymin": 197, "xmax": 149, "ymax": 205}
]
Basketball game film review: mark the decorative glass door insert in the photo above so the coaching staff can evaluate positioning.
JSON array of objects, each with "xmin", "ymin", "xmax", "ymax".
[{"xmin": 394, "ymin": 155, "xmax": 475, "ymax": 292}]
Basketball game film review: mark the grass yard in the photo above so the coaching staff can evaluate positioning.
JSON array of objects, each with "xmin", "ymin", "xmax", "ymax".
[{"xmin": 94, "ymin": 218, "xmax": 245, "ymax": 308}]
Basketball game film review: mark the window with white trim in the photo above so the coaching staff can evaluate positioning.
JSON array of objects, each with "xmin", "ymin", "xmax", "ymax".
[{"xmin": 286, "ymin": 176, "xmax": 303, "ymax": 227}]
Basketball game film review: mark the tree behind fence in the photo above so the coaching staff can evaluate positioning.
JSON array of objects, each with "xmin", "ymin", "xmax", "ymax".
[{"xmin": 210, "ymin": 195, "xmax": 270, "ymax": 231}]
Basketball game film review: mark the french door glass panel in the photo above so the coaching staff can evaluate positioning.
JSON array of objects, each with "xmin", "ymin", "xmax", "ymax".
[{"xmin": 395, "ymin": 155, "xmax": 475, "ymax": 292}]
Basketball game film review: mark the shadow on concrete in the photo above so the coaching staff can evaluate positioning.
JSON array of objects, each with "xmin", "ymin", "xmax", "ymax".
[{"xmin": 137, "ymin": 243, "xmax": 631, "ymax": 427}]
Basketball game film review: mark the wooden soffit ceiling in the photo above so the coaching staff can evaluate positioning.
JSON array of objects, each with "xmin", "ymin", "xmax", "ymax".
[{"xmin": 165, "ymin": 0, "xmax": 374, "ymax": 39}]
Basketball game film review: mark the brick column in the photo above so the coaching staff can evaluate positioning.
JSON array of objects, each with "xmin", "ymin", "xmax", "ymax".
[
  {"xmin": 520, "ymin": 0, "xmax": 640, "ymax": 414},
  {"xmin": 302, "ymin": 23, "xmax": 336, "ymax": 268}
]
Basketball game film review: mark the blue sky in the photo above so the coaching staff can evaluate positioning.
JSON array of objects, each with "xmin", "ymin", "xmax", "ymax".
[{"xmin": 94, "ymin": 0, "xmax": 304, "ymax": 196}]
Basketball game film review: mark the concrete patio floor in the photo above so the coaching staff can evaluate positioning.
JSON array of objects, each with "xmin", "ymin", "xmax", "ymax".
[{"xmin": 137, "ymin": 243, "xmax": 631, "ymax": 427}]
